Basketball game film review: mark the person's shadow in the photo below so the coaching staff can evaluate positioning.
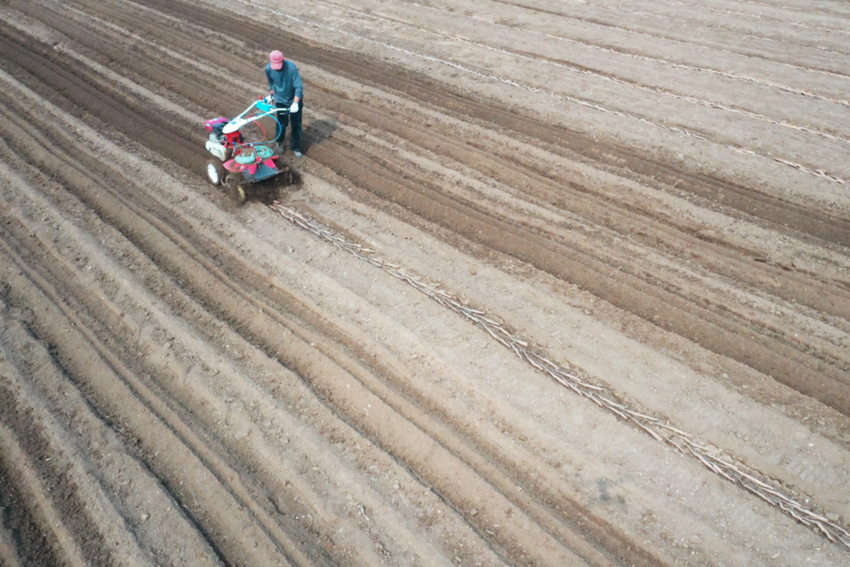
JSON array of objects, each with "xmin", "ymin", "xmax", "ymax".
[
  {"xmin": 302, "ymin": 118, "xmax": 337, "ymax": 152},
  {"xmin": 249, "ymin": 119, "xmax": 338, "ymax": 205}
]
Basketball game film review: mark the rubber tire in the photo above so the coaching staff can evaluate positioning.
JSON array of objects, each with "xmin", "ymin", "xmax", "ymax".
[{"xmin": 206, "ymin": 160, "xmax": 226, "ymax": 186}]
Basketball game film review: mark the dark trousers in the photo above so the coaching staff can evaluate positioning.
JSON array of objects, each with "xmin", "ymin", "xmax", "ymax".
[{"xmin": 274, "ymin": 102, "xmax": 302, "ymax": 151}]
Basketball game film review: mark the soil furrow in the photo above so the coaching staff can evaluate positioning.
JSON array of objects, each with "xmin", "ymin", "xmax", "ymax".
[
  {"xmin": 0, "ymin": 120, "xmax": 419, "ymax": 566},
  {"xmin": 0, "ymin": 76, "xmax": 668, "ymax": 567},
  {"xmin": 11, "ymin": 1, "xmax": 850, "ymax": 345},
  {"xmin": 314, "ymin": 89, "xmax": 850, "ymax": 320},
  {"xmin": 0, "ymin": 113, "xmax": 332, "ymax": 565},
  {"xmin": 0, "ymin": 232, "xmax": 310, "ymax": 567},
  {"xmin": 3, "ymin": 0, "xmax": 850, "ymax": 563},
  {"xmin": 0, "ymin": 295, "xmax": 230, "ymax": 567},
  {"xmin": 0, "ymin": 422, "xmax": 89, "ymax": 567},
  {"xmin": 308, "ymin": 138, "xmax": 850, "ymax": 414},
  {"xmin": 487, "ymin": 0, "xmax": 850, "ymax": 73},
  {"xmin": 0, "ymin": 337, "xmax": 158, "ymax": 567},
  {"xmin": 120, "ymin": 0, "xmax": 850, "ymax": 245},
  {"xmin": 5, "ymin": 4, "xmax": 848, "ymax": 416},
  {"xmin": 13, "ymin": 3, "xmax": 850, "ymax": 384},
  {"xmin": 0, "ymin": 25, "xmax": 206, "ymax": 172}
]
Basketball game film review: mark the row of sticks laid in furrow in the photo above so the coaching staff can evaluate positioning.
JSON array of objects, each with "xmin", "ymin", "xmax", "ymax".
[{"xmin": 268, "ymin": 201, "xmax": 850, "ymax": 551}]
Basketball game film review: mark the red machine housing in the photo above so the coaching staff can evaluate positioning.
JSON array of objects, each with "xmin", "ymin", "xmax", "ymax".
[{"xmin": 223, "ymin": 131, "xmax": 242, "ymax": 147}]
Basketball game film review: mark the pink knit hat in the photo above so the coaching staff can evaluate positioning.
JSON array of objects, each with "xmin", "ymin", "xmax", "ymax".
[{"xmin": 269, "ymin": 50, "xmax": 284, "ymax": 70}]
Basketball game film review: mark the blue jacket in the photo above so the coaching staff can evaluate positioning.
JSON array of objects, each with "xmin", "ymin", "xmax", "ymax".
[{"xmin": 265, "ymin": 61, "xmax": 303, "ymax": 105}]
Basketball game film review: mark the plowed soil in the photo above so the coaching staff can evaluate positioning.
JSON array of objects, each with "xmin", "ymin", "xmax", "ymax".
[{"xmin": 1, "ymin": 0, "xmax": 850, "ymax": 565}]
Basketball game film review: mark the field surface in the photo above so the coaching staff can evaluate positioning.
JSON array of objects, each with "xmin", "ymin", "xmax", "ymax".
[{"xmin": 1, "ymin": 0, "xmax": 850, "ymax": 565}]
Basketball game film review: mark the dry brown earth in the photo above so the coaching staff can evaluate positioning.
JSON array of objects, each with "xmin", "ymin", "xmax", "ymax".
[{"xmin": 1, "ymin": 0, "xmax": 850, "ymax": 565}]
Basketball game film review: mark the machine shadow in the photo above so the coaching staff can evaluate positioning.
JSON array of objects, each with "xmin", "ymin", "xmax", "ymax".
[{"xmin": 247, "ymin": 119, "xmax": 339, "ymax": 205}]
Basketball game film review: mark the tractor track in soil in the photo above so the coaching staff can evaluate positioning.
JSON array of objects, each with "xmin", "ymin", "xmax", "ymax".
[{"xmin": 1, "ymin": 0, "xmax": 849, "ymax": 565}]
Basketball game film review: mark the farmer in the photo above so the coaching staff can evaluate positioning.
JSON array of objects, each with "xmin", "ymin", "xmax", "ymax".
[{"xmin": 265, "ymin": 50, "xmax": 304, "ymax": 158}]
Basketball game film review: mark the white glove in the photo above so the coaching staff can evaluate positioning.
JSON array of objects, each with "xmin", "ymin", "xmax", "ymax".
[{"xmin": 289, "ymin": 102, "xmax": 300, "ymax": 113}]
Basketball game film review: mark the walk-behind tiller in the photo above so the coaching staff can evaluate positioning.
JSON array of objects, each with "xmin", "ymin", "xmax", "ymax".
[{"xmin": 204, "ymin": 97, "xmax": 293, "ymax": 204}]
